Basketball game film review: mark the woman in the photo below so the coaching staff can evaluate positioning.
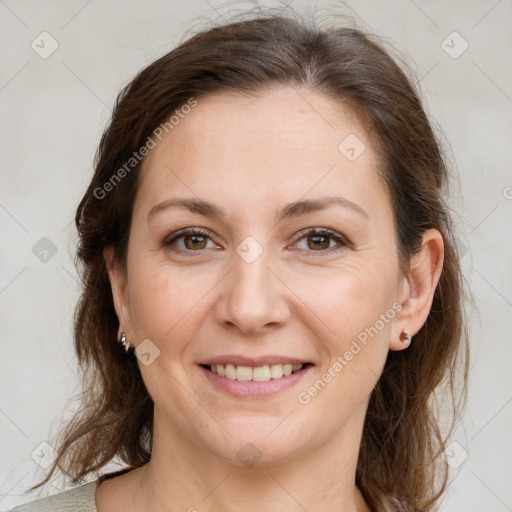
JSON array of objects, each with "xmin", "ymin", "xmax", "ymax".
[{"xmin": 10, "ymin": 8, "xmax": 468, "ymax": 512}]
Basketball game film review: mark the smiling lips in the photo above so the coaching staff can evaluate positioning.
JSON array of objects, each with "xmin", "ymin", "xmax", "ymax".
[
  {"xmin": 199, "ymin": 358, "xmax": 313, "ymax": 397},
  {"xmin": 207, "ymin": 363, "xmax": 304, "ymax": 382}
]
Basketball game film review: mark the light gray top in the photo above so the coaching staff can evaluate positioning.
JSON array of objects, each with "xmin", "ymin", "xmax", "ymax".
[
  {"xmin": 6, "ymin": 477, "xmax": 403, "ymax": 511},
  {"xmin": 7, "ymin": 481, "xmax": 98, "ymax": 512}
]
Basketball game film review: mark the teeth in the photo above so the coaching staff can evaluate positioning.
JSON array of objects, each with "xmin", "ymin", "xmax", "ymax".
[
  {"xmin": 236, "ymin": 365, "xmax": 253, "ymax": 381},
  {"xmin": 208, "ymin": 363, "xmax": 304, "ymax": 381},
  {"xmin": 225, "ymin": 364, "xmax": 236, "ymax": 380},
  {"xmin": 252, "ymin": 366, "xmax": 271, "ymax": 381},
  {"xmin": 269, "ymin": 364, "xmax": 283, "ymax": 379}
]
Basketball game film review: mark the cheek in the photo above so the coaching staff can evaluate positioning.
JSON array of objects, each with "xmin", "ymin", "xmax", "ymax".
[
  {"xmin": 126, "ymin": 260, "xmax": 208, "ymax": 351},
  {"xmin": 293, "ymin": 258, "xmax": 397, "ymax": 339},
  {"xmin": 292, "ymin": 259, "xmax": 397, "ymax": 388},
  {"xmin": 295, "ymin": 276, "xmax": 394, "ymax": 417},
  {"xmin": 125, "ymin": 262, "xmax": 212, "ymax": 413}
]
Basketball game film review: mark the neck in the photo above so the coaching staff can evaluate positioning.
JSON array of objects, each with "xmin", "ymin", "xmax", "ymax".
[{"xmin": 131, "ymin": 406, "xmax": 371, "ymax": 512}]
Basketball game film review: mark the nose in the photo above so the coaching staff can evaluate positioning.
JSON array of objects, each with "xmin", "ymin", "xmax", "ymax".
[{"xmin": 215, "ymin": 245, "xmax": 291, "ymax": 335}]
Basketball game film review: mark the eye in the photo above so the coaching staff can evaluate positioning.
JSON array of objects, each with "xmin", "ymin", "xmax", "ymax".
[
  {"xmin": 291, "ymin": 228, "xmax": 350, "ymax": 254},
  {"xmin": 164, "ymin": 227, "xmax": 219, "ymax": 253},
  {"xmin": 164, "ymin": 227, "xmax": 350, "ymax": 255}
]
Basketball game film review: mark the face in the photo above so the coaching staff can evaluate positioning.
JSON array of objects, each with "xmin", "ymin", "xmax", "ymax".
[{"xmin": 107, "ymin": 86, "xmax": 417, "ymax": 466}]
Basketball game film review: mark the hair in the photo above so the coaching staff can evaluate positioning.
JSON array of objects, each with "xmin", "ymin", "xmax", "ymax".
[{"xmin": 28, "ymin": 7, "xmax": 469, "ymax": 511}]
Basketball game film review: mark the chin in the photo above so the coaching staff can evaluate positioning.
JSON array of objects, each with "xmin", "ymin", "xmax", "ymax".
[{"xmin": 200, "ymin": 417, "xmax": 317, "ymax": 468}]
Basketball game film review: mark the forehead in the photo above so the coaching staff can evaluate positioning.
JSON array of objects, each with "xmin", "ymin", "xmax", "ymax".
[{"xmin": 135, "ymin": 87, "xmax": 389, "ymax": 221}]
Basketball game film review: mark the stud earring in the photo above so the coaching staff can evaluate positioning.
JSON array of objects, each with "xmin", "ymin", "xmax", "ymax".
[
  {"xmin": 118, "ymin": 332, "xmax": 131, "ymax": 353},
  {"xmin": 399, "ymin": 329, "xmax": 412, "ymax": 344}
]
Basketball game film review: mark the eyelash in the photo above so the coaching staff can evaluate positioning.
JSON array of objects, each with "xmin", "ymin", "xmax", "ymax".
[{"xmin": 164, "ymin": 227, "xmax": 350, "ymax": 256}]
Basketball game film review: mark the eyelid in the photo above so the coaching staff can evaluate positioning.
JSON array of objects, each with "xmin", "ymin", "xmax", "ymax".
[{"xmin": 164, "ymin": 226, "xmax": 210, "ymax": 242}]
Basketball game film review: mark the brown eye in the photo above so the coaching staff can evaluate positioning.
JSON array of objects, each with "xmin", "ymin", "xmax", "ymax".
[
  {"xmin": 307, "ymin": 234, "xmax": 331, "ymax": 250},
  {"xmin": 183, "ymin": 234, "xmax": 208, "ymax": 250},
  {"xmin": 165, "ymin": 228, "xmax": 217, "ymax": 253},
  {"xmin": 293, "ymin": 228, "xmax": 349, "ymax": 254}
]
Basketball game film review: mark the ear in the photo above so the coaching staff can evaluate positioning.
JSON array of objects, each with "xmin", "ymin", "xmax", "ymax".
[
  {"xmin": 390, "ymin": 228, "xmax": 444, "ymax": 351},
  {"xmin": 103, "ymin": 246, "xmax": 133, "ymax": 340}
]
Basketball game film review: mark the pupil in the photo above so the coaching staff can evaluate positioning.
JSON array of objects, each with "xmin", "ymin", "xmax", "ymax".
[
  {"xmin": 185, "ymin": 235, "xmax": 206, "ymax": 250},
  {"xmin": 309, "ymin": 235, "xmax": 328, "ymax": 250}
]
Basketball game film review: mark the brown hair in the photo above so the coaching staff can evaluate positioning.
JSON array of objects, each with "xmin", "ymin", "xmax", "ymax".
[{"xmin": 29, "ymin": 8, "xmax": 469, "ymax": 511}]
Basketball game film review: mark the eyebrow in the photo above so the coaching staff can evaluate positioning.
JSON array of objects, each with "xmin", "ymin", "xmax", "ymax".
[{"xmin": 147, "ymin": 196, "xmax": 369, "ymax": 222}]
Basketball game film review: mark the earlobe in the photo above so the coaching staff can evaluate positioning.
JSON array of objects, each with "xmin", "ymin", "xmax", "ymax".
[
  {"xmin": 390, "ymin": 229, "xmax": 444, "ymax": 351},
  {"xmin": 103, "ymin": 246, "xmax": 132, "ymax": 338}
]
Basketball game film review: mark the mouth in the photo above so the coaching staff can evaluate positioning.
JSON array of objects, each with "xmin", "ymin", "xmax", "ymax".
[
  {"xmin": 198, "ymin": 360, "xmax": 314, "ymax": 398},
  {"xmin": 201, "ymin": 362, "xmax": 312, "ymax": 382}
]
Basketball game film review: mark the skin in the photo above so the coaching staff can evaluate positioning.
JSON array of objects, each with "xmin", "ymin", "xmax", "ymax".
[{"xmin": 97, "ymin": 86, "xmax": 444, "ymax": 512}]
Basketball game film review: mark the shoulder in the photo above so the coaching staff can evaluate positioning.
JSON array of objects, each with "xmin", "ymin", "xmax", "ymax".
[{"xmin": 7, "ymin": 481, "xmax": 98, "ymax": 512}]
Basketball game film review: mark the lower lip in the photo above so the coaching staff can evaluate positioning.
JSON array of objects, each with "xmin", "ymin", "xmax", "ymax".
[{"xmin": 198, "ymin": 364, "xmax": 313, "ymax": 398}]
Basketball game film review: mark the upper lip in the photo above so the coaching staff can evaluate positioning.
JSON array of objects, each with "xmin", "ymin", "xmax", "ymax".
[{"xmin": 200, "ymin": 355, "xmax": 312, "ymax": 367}]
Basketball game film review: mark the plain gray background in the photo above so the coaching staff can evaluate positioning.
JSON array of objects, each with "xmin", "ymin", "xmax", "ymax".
[{"xmin": 1, "ymin": 0, "xmax": 511, "ymax": 510}]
